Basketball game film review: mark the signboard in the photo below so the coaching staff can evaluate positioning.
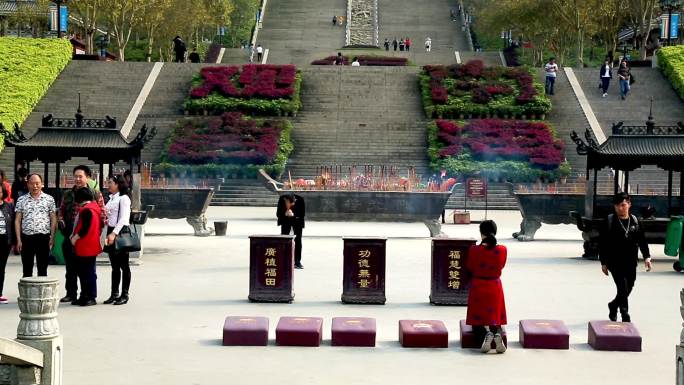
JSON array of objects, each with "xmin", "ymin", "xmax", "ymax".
[
  {"xmin": 248, "ymin": 235, "xmax": 295, "ymax": 303},
  {"xmin": 466, "ymin": 178, "xmax": 487, "ymax": 198},
  {"xmin": 49, "ymin": 6, "xmax": 68, "ymax": 32},
  {"xmin": 341, "ymin": 237, "xmax": 386, "ymax": 304},
  {"xmin": 661, "ymin": 14, "xmax": 680, "ymax": 39},
  {"xmin": 429, "ymin": 238, "xmax": 476, "ymax": 305}
]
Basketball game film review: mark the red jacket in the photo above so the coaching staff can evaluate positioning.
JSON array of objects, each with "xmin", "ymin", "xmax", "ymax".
[
  {"xmin": 73, "ymin": 201, "xmax": 102, "ymax": 257},
  {"xmin": 465, "ymin": 244, "xmax": 507, "ymax": 326}
]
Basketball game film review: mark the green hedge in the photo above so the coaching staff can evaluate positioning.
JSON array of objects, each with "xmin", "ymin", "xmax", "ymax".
[
  {"xmin": 157, "ymin": 118, "xmax": 294, "ymax": 179},
  {"xmin": 0, "ymin": 37, "xmax": 72, "ymax": 132},
  {"xmin": 659, "ymin": 46, "xmax": 684, "ymax": 101},
  {"xmin": 183, "ymin": 72, "xmax": 303, "ymax": 117}
]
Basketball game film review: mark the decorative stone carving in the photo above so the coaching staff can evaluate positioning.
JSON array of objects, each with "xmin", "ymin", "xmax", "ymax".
[
  {"xmin": 346, "ymin": 0, "xmax": 378, "ymax": 47},
  {"xmin": 186, "ymin": 215, "xmax": 212, "ymax": 237},
  {"xmin": 17, "ymin": 278, "xmax": 60, "ymax": 341},
  {"xmin": 0, "ymin": 365, "xmax": 10, "ymax": 385}
]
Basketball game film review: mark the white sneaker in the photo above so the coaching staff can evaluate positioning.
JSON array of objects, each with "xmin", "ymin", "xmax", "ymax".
[
  {"xmin": 602, "ymin": 93, "xmax": 607, "ymax": 97},
  {"xmin": 0, "ymin": 296, "xmax": 8, "ymax": 304},
  {"xmin": 494, "ymin": 333, "xmax": 507, "ymax": 353},
  {"xmin": 481, "ymin": 332, "xmax": 494, "ymax": 353}
]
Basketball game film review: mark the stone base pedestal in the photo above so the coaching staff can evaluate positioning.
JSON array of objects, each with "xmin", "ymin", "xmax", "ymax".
[
  {"xmin": 16, "ymin": 338, "xmax": 62, "ymax": 385},
  {"xmin": 677, "ymin": 345, "xmax": 684, "ymax": 385}
]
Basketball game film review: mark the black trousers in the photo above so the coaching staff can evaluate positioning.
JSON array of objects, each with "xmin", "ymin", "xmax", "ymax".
[
  {"xmin": 107, "ymin": 227, "xmax": 131, "ymax": 295},
  {"xmin": 0, "ymin": 235, "xmax": 10, "ymax": 295},
  {"xmin": 280, "ymin": 223, "xmax": 303, "ymax": 265},
  {"xmin": 601, "ymin": 77, "xmax": 611, "ymax": 93},
  {"xmin": 62, "ymin": 235, "xmax": 79, "ymax": 297},
  {"xmin": 473, "ymin": 325, "xmax": 502, "ymax": 344},
  {"xmin": 609, "ymin": 266, "xmax": 636, "ymax": 312},
  {"xmin": 76, "ymin": 256, "xmax": 97, "ymax": 300},
  {"xmin": 20, "ymin": 233, "xmax": 50, "ymax": 277}
]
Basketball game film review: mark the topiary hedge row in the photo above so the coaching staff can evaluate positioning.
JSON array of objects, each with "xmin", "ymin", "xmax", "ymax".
[{"xmin": 659, "ymin": 46, "xmax": 684, "ymax": 101}]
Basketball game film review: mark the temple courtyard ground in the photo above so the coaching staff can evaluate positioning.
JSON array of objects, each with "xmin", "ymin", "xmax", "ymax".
[{"xmin": 0, "ymin": 206, "xmax": 681, "ymax": 384}]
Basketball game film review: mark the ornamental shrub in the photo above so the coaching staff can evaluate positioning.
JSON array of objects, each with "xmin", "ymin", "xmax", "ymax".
[
  {"xmin": 658, "ymin": 46, "xmax": 684, "ymax": 101},
  {"xmin": 0, "ymin": 37, "xmax": 72, "ymax": 132}
]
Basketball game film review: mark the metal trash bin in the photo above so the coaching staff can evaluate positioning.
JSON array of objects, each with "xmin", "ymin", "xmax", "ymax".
[{"xmin": 214, "ymin": 221, "xmax": 228, "ymax": 236}]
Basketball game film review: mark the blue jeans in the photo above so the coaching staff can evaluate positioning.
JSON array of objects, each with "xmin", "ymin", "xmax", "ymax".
[
  {"xmin": 545, "ymin": 76, "xmax": 556, "ymax": 95},
  {"xmin": 620, "ymin": 79, "xmax": 630, "ymax": 97}
]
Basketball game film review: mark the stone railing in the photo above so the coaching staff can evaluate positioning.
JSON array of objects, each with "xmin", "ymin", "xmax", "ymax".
[
  {"xmin": 0, "ymin": 277, "xmax": 63, "ymax": 385},
  {"xmin": 346, "ymin": 0, "xmax": 378, "ymax": 47}
]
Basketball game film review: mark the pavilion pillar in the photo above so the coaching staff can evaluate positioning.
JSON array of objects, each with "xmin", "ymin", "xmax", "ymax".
[
  {"xmin": 55, "ymin": 163, "xmax": 61, "ymax": 189},
  {"xmin": 624, "ymin": 171, "xmax": 629, "ymax": 194},
  {"xmin": 43, "ymin": 162, "xmax": 49, "ymax": 187},
  {"xmin": 99, "ymin": 164, "xmax": 104, "ymax": 190},
  {"xmin": 613, "ymin": 169, "xmax": 620, "ymax": 194},
  {"xmin": 585, "ymin": 168, "xmax": 598, "ymax": 218},
  {"xmin": 680, "ymin": 171, "xmax": 684, "ymax": 214},
  {"xmin": 668, "ymin": 170, "xmax": 674, "ymax": 215}
]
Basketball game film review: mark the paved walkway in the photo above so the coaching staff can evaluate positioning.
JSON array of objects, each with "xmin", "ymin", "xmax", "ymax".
[{"xmin": 0, "ymin": 207, "xmax": 680, "ymax": 384}]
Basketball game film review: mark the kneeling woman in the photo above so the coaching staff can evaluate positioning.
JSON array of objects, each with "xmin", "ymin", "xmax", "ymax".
[
  {"xmin": 466, "ymin": 220, "xmax": 507, "ymax": 353},
  {"xmin": 104, "ymin": 175, "xmax": 132, "ymax": 305}
]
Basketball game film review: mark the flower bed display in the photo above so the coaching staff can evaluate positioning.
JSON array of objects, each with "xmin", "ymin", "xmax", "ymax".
[
  {"xmin": 311, "ymin": 55, "xmax": 408, "ymax": 66},
  {"xmin": 419, "ymin": 60, "xmax": 551, "ymax": 119},
  {"xmin": 428, "ymin": 119, "xmax": 569, "ymax": 182},
  {"xmin": 158, "ymin": 112, "xmax": 293, "ymax": 178},
  {"xmin": 0, "ymin": 37, "xmax": 72, "ymax": 131},
  {"xmin": 658, "ymin": 46, "xmax": 684, "ymax": 101},
  {"xmin": 183, "ymin": 64, "xmax": 302, "ymax": 116}
]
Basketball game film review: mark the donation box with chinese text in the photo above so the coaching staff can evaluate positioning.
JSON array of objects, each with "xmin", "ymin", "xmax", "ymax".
[
  {"xmin": 248, "ymin": 235, "xmax": 295, "ymax": 303},
  {"xmin": 430, "ymin": 238, "xmax": 476, "ymax": 305},
  {"xmin": 342, "ymin": 237, "xmax": 387, "ymax": 304}
]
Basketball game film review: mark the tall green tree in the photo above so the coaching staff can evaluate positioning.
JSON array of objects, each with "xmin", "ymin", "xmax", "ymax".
[
  {"xmin": 70, "ymin": 0, "xmax": 104, "ymax": 54},
  {"xmin": 103, "ymin": 0, "xmax": 145, "ymax": 61},
  {"xmin": 627, "ymin": 0, "xmax": 658, "ymax": 59}
]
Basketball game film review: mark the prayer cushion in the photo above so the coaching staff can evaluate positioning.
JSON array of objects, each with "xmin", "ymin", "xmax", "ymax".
[
  {"xmin": 399, "ymin": 320, "xmax": 448, "ymax": 348},
  {"xmin": 276, "ymin": 317, "xmax": 324, "ymax": 347},
  {"xmin": 519, "ymin": 319, "xmax": 569, "ymax": 350},
  {"xmin": 459, "ymin": 319, "xmax": 507, "ymax": 349},
  {"xmin": 331, "ymin": 317, "xmax": 376, "ymax": 347},
  {"xmin": 222, "ymin": 316, "xmax": 269, "ymax": 346},
  {"xmin": 588, "ymin": 320, "xmax": 641, "ymax": 352}
]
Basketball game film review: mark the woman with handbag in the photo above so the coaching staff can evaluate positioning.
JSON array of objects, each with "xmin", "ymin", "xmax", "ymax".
[{"xmin": 104, "ymin": 175, "xmax": 132, "ymax": 305}]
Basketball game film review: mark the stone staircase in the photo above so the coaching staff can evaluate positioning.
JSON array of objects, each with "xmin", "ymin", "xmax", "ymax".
[
  {"xmin": 212, "ymin": 179, "xmax": 278, "ymax": 206},
  {"xmin": 257, "ymin": 0, "xmax": 347, "ymax": 66},
  {"xmin": 446, "ymin": 182, "xmax": 517, "ymax": 210},
  {"xmin": 284, "ymin": 66, "xmax": 430, "ymax": 179}
]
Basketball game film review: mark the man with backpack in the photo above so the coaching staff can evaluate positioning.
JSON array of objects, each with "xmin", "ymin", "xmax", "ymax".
[
  {"xmin": 599, "ymin": 192, "xmax": 652, "ymax": 323},
  {"xmin": 173, "ymin": 36, "xmax": 187, "ymax": 63}
]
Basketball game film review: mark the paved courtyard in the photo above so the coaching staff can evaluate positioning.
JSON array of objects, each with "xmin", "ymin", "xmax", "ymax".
[{"xmin": 0, "ymin": 206, "xmax": 681, "ymax": 384}]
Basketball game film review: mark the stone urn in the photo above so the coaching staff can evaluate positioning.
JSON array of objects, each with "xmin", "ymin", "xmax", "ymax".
[{"xmin": 17, "ymin": 277, "xmax": 60, "ymax": 340}]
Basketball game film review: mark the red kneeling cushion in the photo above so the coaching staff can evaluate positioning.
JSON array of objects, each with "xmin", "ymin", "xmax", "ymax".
[
  {"xmin": 222, "ymin": 316, "xmax": 269, "ymax": 346},
  {"xmin": 588, "ymin": 320, "xmax": 641, "ymax": 352},
  {"xmin": 276, "ymin": 317, "xmax": 324, "ymax": 347},
  {"xmin": 399, "ymin": 320, "xmax": 448, "ymax": 348}
]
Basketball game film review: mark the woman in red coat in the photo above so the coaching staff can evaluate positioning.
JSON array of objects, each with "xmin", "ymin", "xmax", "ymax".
[{"xmin": 466, "ymin": 220, "xmax": 507, "ymax": 353}]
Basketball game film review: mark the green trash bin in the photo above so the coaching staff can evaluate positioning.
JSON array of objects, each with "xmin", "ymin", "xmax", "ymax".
[
  {"xmin": 51, "ymin": 231, "xmax": 65, "ymax": 265},
  {"xmin": 665, "ymin": 216, "xmax": 684, "ymax": 272}
]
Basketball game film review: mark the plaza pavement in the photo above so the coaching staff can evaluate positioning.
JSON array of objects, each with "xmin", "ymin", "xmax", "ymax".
[{"xmin": 0, "ymin": 206, "xmax": 680, "ymax": 385}]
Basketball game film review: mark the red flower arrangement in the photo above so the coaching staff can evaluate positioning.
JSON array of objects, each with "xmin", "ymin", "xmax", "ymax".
[
  {"xmin": 166, "ymin": 112, "xmax": 286, "ymax": 165},
  {"xmin": 189, "ymin": 65, "xmax": 296, "ymax": 100},
  {"xmin": 311, "ymin": 56, "xmax": 408, "ymax": 66},
  {"xmin": 434, "ymin": 119, "xmax": 564, "ymax": 169}
]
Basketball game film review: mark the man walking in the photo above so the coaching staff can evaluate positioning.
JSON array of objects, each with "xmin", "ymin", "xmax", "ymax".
[
  {"xmin": 425, "ymin": 37, "xmax": 432, "ymax": 52},
  {"xmin": 59, "ymin": 165, "xmax": 106, "ymax": 304},
  {"xmin": 544, "ymin": 57, "xmax": 558, "ymax": 95},
  {"xmin": 173, "ymin": 36, "xmax": 187, "ymax": 63},
  {"xmin": 599, "ymin": 192, "xmax": 652, "ymax": 322},
  {"xmin": 14, "ymin": 174, "xmax": 56, "ymax": 277},
  {"xmin": 277, "ymin": 194, "xmax": 305, "ymax": 269}
]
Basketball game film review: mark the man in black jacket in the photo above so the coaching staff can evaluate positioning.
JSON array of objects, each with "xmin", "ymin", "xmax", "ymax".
[
  {"xmin": 599, "ymin": 192, "xmax": 652, "ymax": 322},
  {"xmin": 277, "ymin": 194, "xmax": 305, "ymax": 269}
]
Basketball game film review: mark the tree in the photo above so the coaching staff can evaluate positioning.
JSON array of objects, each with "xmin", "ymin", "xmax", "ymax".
[
  {"xmin": 139, "ymin": 0, "xmax": 172, "ymax": 62},
  {"xmin": 592, "ymin": 0, "xmax": 628, "ymax": 57},
  {"xmin": 627, "ymin": 0, "xmax": 658, "ymax": 59},
  {"xmin": 552, "ymin": 0, "xmax": 596, "ymax": 67},
  {"xmin": 103, "ymin": 0, "xmax": 145, "ymax": 61},
  {"xmin": 69, "ymin": 0, "xmax": 105, "ymax": 54}
]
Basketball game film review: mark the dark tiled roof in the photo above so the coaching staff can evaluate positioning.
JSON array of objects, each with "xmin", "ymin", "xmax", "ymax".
[
  {"xmin": 0, "ymin": 1, "xmax": 36, "ymax": 16},
  {"xmin": 12, "ymin": 128, "xmax": 132, "ymax": 149},
  {"xmin": 598, "ymin": 136, "xmax": 684, "ymax": 157}
]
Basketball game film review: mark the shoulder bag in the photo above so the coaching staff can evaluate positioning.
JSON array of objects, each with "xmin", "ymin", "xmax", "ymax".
[{"xmin": 113, "ymin": 196, "xmax": 141, "ymax": 253}]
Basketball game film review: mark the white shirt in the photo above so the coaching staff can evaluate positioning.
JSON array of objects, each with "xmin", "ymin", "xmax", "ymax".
[
  {"xmin": 106, "ymin": 193, "xmax": 131, "ymax": 235},
  {"xmin": 351, "ymin": 61, "xmax": 360, "ymax": 66},
  {"xmin": 601, "ymin": 65, "xmax": 611, "ymax": 78},
  {"xmin": 256, "ymin": 46, "xmax": 263, "ymax": 53},
  {"xmin": 545, "ymin": 62, "xmax": 558, "ymax": 78}
]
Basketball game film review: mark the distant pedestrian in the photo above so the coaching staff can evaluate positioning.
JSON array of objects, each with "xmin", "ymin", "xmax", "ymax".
[
  {"xmin": 70, "ymin": 187, "xmax": 103, "ymax": 307},
  {"xmin": 405, "ymin": 37, "xmax": 411, "ymax": 52},
  {"xmin": 599, "ymin": 59, "xmax": 612, "ymax": 97},
  {"xmin": 600, "ymin": 192, "xmax": 651, "ymax": 322},
  {"xmin": 617, "ymin": 60, "xmax": 631, "ymax": 100},
  {"xmin": 425, "ymin": 37, "xmax": 432, "ymax": 52},
  {"xmin": 384, "ymin": 38, "xmax": 390, "ymax": 51},
  {"xmin": 0, "ymin": 183, "xmax": 15, "ymax": 304},
  {"xmin": 399, "ymin": 38, "xmax": 405, "ymax": 51},
  {"xmin": 172, "ymin": 36, "xmax": 186, "ymax": 63},
  {"xmin": 466, "ymin": 220, "xmax": 507, "ymax": 354},
  {"xmin": 332, "ymin": 15, "xmax": 337, "ymax": 26},
  {"xmin": 248, "ymin": 44, "xmax": 255, "ymax": 63},
  {"xmin": 334, "ymin": 52, "xmax": 344, "ymax": 65},
  {"xmin": 11, "ymin": 168, "xmax": 28, "ymax": 202},
  {"xmin": 14, "ymin": 174, "xmax": 56, "ymax": 278},
  {"xmin": 393, "ymin": 38, "xmax": 398, "ymax": 51},
  {"xmin": 188, "ymin": 48, "xmax": 201, "ymax": 63},
  {"xmin": 0, "ymin": 170, "xmax": 11, "ymax": 203},
  {"xmin": 104, "ymin": 175, "xmax": 132, "ymax": 306},
  {"xmin": 256, "ymin": 44, "xmax": 264, "ymax": 62},
  {"xmin": 544, "ymin": 57, "xmax": 558, "ymax": 95},
  {"xmin": 351, "ymin": 57, "xmax": 360, "ymax": 66}
]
